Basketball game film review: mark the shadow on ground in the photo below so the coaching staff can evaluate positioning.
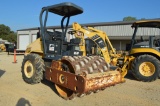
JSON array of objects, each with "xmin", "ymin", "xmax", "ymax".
[
  {"xmin": 41, "ymin": 79, "xmax": 59, "ymax": 96},
  {"xmin": 0, "ymin": 69, "xmax": 6, "ymax": 77},
  {"xmin": 16, "ymin": 98, "xmax": 31, "ymax": 106},
  {"xmin": 124, "ymin": 71, "xmax": 137, "ymax": 81}
]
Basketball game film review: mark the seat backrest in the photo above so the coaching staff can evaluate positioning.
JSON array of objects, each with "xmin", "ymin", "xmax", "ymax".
[
  {"xmin": 70, "ymin": 38, "xmax": 81, "ymax": 44},
  {"xmin": 36, "ymin": 32, "xmax": 40, "ymax": 39}
]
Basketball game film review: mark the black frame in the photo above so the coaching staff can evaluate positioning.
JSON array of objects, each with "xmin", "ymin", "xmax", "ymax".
[
  {"xmin": 39, "ymin": 2, "xmax": 83, "ymax": 59},
  {"xmin": 130, "ymin": 20, "xmax": 160, "ymax": 51}
]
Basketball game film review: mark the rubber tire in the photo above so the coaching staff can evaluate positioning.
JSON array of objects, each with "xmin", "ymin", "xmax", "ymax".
[
  {"xmin": 131, "ymin": 54, "xmax": 160, "ymax": 82},
  {"xmin": 21, "ymin": 53, "xmax": 45, "ymax": 84}
]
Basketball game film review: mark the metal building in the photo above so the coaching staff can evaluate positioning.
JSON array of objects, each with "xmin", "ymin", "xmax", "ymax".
[{"xmin": 17, "ymin": 20, "xmax": 160, "ymax": 51}]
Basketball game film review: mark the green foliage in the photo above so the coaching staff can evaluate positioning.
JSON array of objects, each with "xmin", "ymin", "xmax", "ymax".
[
  {"xmin": 0, "ymin": 24, "xmax": 17, "ymax": 43},
  {"xmin": 140, "ymin": 18, "xmax": 146, "ymax": 20},
  {"xmin": 123, "ymin": 16, "xmax": 147, "ymax": 22},
  {"xmin": 123, "ymin": 16, "xmax": 137, "ymax": 21}
]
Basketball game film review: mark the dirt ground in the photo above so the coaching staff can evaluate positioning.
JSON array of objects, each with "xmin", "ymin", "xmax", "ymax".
[{"xmin": 0, "ymin": 52, "xmax": 160, "ymax": 106}]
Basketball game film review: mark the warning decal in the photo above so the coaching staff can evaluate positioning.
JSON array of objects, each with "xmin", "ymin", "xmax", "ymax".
[{"xmin": 49, "ymin": 44, "xmax": 55, "ymax": 51}]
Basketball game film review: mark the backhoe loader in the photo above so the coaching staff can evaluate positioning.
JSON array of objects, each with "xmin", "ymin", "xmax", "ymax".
[
  {"xmin": 127, "ymin": 20, "xmax": 160, "ymax": 81},
  {"xmin": 21, "ymin": 2, "xmax": 123, "ymax": 100},
  {"xmin": 71, "ymin": 22, "xmax": 121, "ymax": 63},
  {"xmin": 71, "ymin": 20, "xmax": 160, "ymax": 82}
]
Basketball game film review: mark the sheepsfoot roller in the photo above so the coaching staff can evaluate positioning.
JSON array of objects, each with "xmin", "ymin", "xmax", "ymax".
[{"xmin": 45, "ymin": 56, "xmax": 123, "ymax": 100}]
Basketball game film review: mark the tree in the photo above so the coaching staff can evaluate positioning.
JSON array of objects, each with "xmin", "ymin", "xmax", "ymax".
[
  {"xmin": 140, "ymin": 18, "xmax": 146, "ymax": 20},
  {"xmin": 123, "ymin": 16, "xmax": 137, "ymax": 21},
  {"xmin": 0, "ymin": 24, "xmax": 17, "ymax": 43},
  {"xmin": 0, "ymin": 24, "xmax": 11, "ymax": 35}
]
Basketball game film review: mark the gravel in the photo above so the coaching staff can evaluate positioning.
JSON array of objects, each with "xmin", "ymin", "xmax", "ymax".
[{"xmin": 0, "ymin": 52, "xmax": 160, "ymax": 106}]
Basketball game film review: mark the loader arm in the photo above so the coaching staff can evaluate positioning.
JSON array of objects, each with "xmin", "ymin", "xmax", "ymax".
[{"xmin": 72, "ymin": 22, "xmax": 116, "ymax": 63}]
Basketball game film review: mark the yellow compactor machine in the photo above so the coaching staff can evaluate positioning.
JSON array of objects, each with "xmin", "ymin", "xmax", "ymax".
[{"xmin": 21, "ymin": 2, "xmax": 123, "ymax": 100}]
